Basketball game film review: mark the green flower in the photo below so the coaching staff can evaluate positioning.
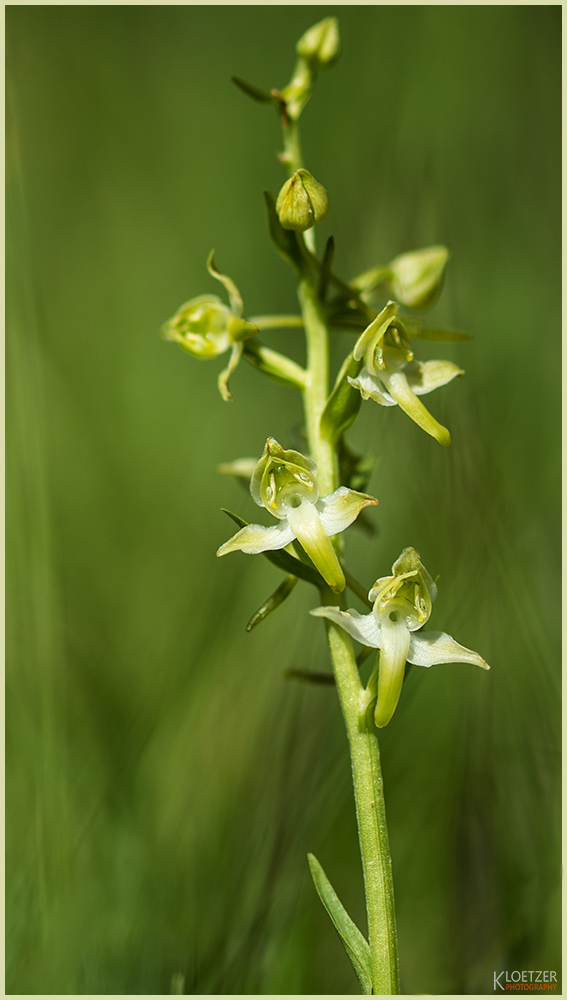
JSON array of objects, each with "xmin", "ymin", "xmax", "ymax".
[
  {"xmin": 217, "ymin": 438, "xmax": 377, "ymax": 593},
  {"xmin": 348, "ymin": 301, "xmax": 463, "ymax": 446},
  {"xmin": 161, "ymin": 252, "xmax": 258, "ymax": 400},
  {"xmin": 387, "ymin": 245, "xmax": 449, "ymax": 311},
  {"xmin": 311, "ymin": 547, "xmax": 489, "ymax": 727}
]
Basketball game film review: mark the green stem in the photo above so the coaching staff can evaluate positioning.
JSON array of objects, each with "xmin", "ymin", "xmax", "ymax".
[
  {"xmin": 248, "ymin": 314, "xmax": 304, "ymax": 330},
  {"xmin": 282, "ymin": 115, "xmax": 315, "ymax": 253},
  {"xmin": 326, "ymin": 617, "xmax": 400, "ymax": 995},
  {"xmin": 298, "ymin": 265, "xmax": 399, "ymax": 995},
  {"xmin": 298, "ymin": 275, "xmax": 335, "ymax": 496}
]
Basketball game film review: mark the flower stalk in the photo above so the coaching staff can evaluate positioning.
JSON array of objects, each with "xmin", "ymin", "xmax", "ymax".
[{"xmin": 163, "ymin": 16, "xmax": 489, "ymax": 995}]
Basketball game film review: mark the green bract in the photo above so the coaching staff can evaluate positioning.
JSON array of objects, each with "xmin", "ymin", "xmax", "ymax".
[
  {"xmin": 348, "ymin": 301, "xmax": 463, "ymax": 446},
  {"xmin": 217, "ymin": 438, "xmax": 377, "ymax": 593},
  {"xmin": 161, "ymin": 252, "xmax": 258, "ymax": 401},
  {"xmin": 311, "ymin": 546, "xmax": 489, "ymax": 728},
  {"xmin": 276, "ymin": 169, "xmax": 329, "ymax": 232}
]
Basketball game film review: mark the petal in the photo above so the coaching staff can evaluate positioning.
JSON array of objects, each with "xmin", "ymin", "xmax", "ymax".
[
  {"xmin": 310, "ymin": 606, "xmax": 381, "ymax": 647},
  {"xmin": 285, "ymin": 500, "xmax": 345, "ymax": 592},
  {"xmin": 218, "ymin": 342, "xmax": 243, "ymax": 402},
  {"xmin": 348, "ymin": 370, "xmax": 396, "ymax": 406},
  {"xmin": 408, "ymin": 630, "xmax": 490, "ymax": 670},
  {"xmin": 379, "ymin": 368, "xmax": 451, "ymax": 446},
  {"xmin": 316, "ymin": 487, "xmax": 378, "ymax": 536},
  {"xmin": 374, "ymin": 618, "xmax": 411, "ymax": 728},
  {"xmin": 353, "ymin": 301, "xmax": 397, "ymax": 362},
  {"xmin": 207, "ymin": 251, "xmax": 243, "ymax": 316},
  {"xmin": 404, "ymin": 359, "xmax": 464, "ymax": 396},
  {"xmin": 216, "ymin": 519, "xmax": 295, "ymax": 557}
]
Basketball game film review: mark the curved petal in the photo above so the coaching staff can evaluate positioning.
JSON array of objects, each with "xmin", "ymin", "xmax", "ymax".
[
  {"xmin": 285, "ymin": 501, "xmax": 345, "ymax": 592},
  {"xmin": 217, "ymin": 519, "xmax": 295, "ymax": 557},
  {"xmin": 218, "ymin": 342, "xmax": 243, "ymax": 401},
  {"xmin": 207, "ymin": 251, "xmax": 243, "ymax": 316},
  {"xmin": 348, "ymin": 370, "xmax": 396, "ymax": 406},
  {"xmin": 374, "ymin": 618, "xmax": 411, "ymax": 728},
  {"xmin": 310, "ymin": 606, "xmax": 381, "ymax": 647},
  {"xmin": 404, "ymin": 359, "xmax": 464, "ymax": 397},
  {"xmin": 316, "ymin": 487, "xmax": 378, "ymax": 536},
  {"xmin": 408, "ymin": 630, "xmax": 490, "ymax": 670}
]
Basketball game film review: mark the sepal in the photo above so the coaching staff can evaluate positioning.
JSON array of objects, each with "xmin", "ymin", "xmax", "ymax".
[{"xmin": 220, "ymin": 509, "xmax": 323, "ymax": 586}]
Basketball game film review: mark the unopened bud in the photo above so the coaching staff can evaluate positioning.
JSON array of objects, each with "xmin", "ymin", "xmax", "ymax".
[
  {"xmin": 388, "ymin": 246, "xmax": 449, "ymax": 311},
  {"xmin": 276, "ymin": 169, "xmax": 329, "ymax": 232},
  {"xmin": 296, "ymin": 17, "xmax": 340, "ymax": 68}
]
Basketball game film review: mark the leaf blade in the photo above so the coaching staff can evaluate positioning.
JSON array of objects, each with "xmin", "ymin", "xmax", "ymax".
[{"xmin": 308, "ymin": 853, "xmax": 373, "ymax": 995}]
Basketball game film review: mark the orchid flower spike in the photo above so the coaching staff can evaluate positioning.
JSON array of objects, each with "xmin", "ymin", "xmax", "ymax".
[
  {"xmin": 348, "ymin": 301, "xmax": 463, "ymax": 446},
  {"xmin": 161, "ymin": 252, "xmax": 259, "ymax": 401},
  {"xmin": 311, "ymin": 547, "xmax": 489, "ymax": 727},
  {"xmin": 217, "ymin": 438, "xmax": 377, "ymax": 592}
]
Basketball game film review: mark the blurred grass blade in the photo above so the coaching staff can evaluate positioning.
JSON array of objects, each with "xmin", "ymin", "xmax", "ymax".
[
  {"xmin": 221, "ymin": 509, "xmax": 323, "ymax": 586},
  {"xmin": 246, "ymin": 574, "xmax": 298, "ymax": 631},
  {"xmin": 170, "ymin": 972, "xmax": 185, "ymax": 994},
  {"xmin": 285, "ymin": 669, "xmax": 335, "ymax": 686},
  {"xmin": 308, "ymin": 853, "xmax": 372, "ymax": 995}
]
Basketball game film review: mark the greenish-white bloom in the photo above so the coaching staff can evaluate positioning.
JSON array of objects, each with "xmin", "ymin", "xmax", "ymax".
[
  {"xmin": 276, "ymin": 169, "xmax": 329, "ymax": 232},
  {"xmin": 311, "ymin": 547, "xmax": 489, "ymax": 727},
  {"xmin": 348, "ymin": 301, "xmax": 463, "ymax": 446},
  {"xmin": 217, "ymin": 438, "xmax": 377, "ymax": 593},
  {"xmin": 161, "ymin": 252, "xmax": 258, "ymax": 401}
]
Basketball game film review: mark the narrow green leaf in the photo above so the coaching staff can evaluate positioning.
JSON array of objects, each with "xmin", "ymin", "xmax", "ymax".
[
  {"xmin": 284, "ymin": 669, "xmax": 335, "ymax": 686},
  {"xmin": 231, "ymin": 76, "xmax": 278, "ymax": 104},
  {"xmin": 263, "ymin": 190, "xmax": 303, "ymax": 270},
  {"xmin": 246, "ymin": 574, "xmax": 298, "ymax": 631},
  {"xmin": 406, "ymin": 324, "xmax": 472, "ymax": 342},
  {"xmin": 320, "ymin": 352, "xmax": 363, "ymax": 444},
  {"xmin": 220, "ymin": 509, "xmax": 323, "ymax": 586},
  {"xmin": 308, "ymin": 853, "xmax": 373, "ymax": 995},
  {"xmin": 317, "ymin": 235, "xmax": 335, "ymax": 302}
]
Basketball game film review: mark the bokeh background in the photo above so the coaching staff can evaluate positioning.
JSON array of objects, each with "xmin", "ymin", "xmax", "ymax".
[{"xmin": 6, "ymin": 6, "xmax": 561, "ymax": 995}]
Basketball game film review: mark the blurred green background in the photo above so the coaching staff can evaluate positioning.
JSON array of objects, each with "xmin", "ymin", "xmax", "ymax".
[{"xmin": 6, "ymin": 7, "xmax": 561, "ymax": 995}]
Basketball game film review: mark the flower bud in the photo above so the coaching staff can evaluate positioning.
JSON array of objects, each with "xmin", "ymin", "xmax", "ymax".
[
  {"xmin": 161, "ymin": 296, "xmax": 258, "ymax": 360},
  {"xmin": 387, "ymin": 246, "xmax": 449, "ymax": 311},
  {"xmin": 296, "ymin": 17, "xmax": 340, "ymax": 68},
  {"xmin": 276, "ymin": 169, "xmax": 329, "ymax": 232},
  {"xmin": 250, "ymin": 437, "xmax": 319, "ymax": 517}
]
